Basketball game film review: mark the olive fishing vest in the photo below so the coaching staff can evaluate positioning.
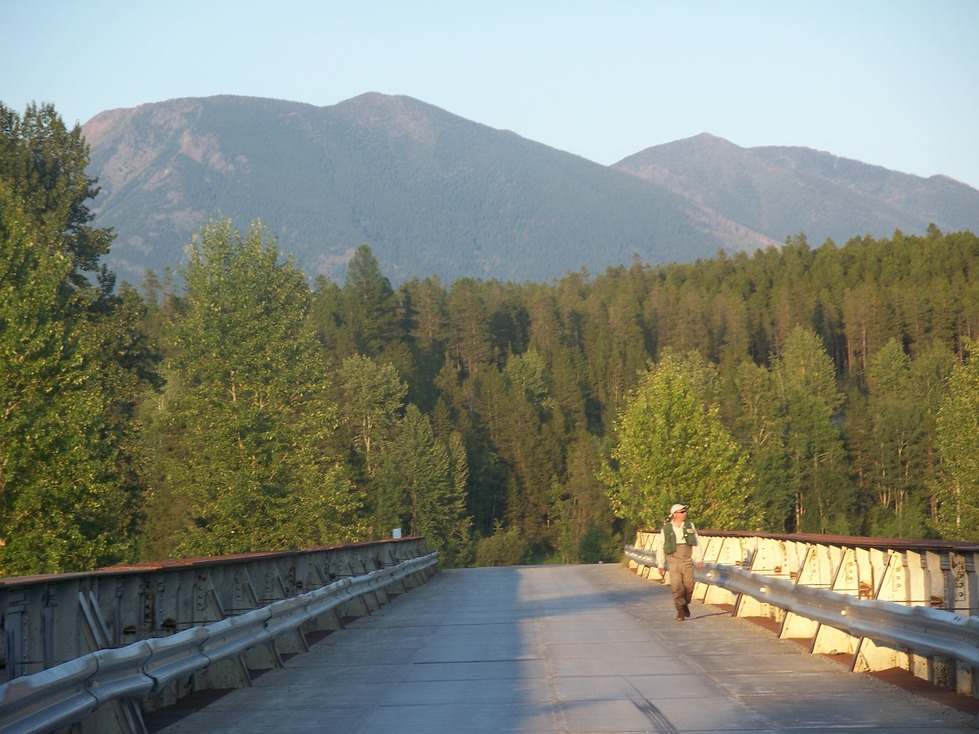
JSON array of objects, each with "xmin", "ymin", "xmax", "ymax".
[{"xmin": 662, "ymin": 519, "xmax": 698, "ymax": 554}]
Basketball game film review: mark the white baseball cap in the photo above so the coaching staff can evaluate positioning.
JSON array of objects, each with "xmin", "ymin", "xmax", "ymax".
[{"xmin": 669, "ymin": 504, "xmax": 689, "ymax": 515}]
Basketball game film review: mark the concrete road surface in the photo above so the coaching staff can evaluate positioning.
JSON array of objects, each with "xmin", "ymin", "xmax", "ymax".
[{"xmin": 153, "ymin": 563, "xmax": 977, "ymax": 733}]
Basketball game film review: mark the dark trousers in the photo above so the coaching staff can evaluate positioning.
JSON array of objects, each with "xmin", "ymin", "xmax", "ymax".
[{"xmin": 665, "ymin": 544, "xmax": 694, "ymax": 611}]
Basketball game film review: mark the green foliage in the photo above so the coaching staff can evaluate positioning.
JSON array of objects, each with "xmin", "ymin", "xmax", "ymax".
[
  {"xmin": 8, "ymin": 101, "xmax": 979, "ymax": 576},
  {"xmin": 472, "ymin": 359, "xmax": 565, "ymax": 546},
  {"xmin": 130, "ymin": 224, "xmax": 979, "ymax": 552},
  {"xmin": 151, "ymin": 219, "xmax": 363, "ymax": 556},
  {"xmin": 373, "ymin": 405, "xmax": 473, "ymax": 566},
  {"xmin": 932, "ymin": 339, "xmax": 979, "ymax": 541},
  {"xmin": 340, "ymin": 244, "xmax": 400, "ymax": 357},
  {"xmin": 0, "ymin": 103, "xmax": 151, "ymax": 575},
  {"xmin": 853, "ymin": 340, "xmax": 931, "ymax": 536},
  {"xmin": 0, "ymin": 102, "xmax": 112, "ymax": 279},
  {"xmin": 335, "ymin": 354, "xmax": 407, "ymax": 478},
  {"xmin": 577, "ymin": 523, "xmax": 622, "ymax": 564},
  {"xmin": 0, "ymin": 185, "xmax": 124, "ymax": 572},
  {"xmin": 732, "ymin": 361, "xmax": 792, "ymax": 530},
  {"xmin": 474, "ymin": 521, "xmax": 530, "ymax": 567},
  {"xmin": 550, "ymin": 431, "xmax": 615, "ymax": 563},
  {"xmin": 601, "ymin": 352, "xmax": 755, "ymax": 530},
  {"xmin": 774, "ymin": 326, "xmax": 854, "ymax": 533}
]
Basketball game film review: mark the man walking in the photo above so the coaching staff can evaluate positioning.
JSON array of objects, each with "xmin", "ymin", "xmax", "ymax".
[{"xmin": 653, "ymin": 503, "xmax": 703, "ymax": 621}]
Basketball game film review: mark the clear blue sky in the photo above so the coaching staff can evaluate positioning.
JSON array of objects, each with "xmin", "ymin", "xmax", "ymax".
[{"xmin": 5, "ymin": 0, "xmax": 979, "ymax": 189}]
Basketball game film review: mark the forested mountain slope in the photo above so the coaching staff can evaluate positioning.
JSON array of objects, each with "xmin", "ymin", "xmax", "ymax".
[
  {"xmin": 613, "ymin": 133, "xmax": 979, "ymax": 246},
  {"xmin": 83, "ymin": 94, "xmax": 763, "ymax": 284},
  {"xmin": 82, "ymin": 94, "xmax": 979, "ymax": 287}
]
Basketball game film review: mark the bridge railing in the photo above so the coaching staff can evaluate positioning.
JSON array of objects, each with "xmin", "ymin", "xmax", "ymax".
[
  {"xmin": 626, "ymin": 531, "xmax": 979, "ymax": 706},
  {"xmin": 0, "ymin": 538, "xmax": 437, "ymax": 734}
]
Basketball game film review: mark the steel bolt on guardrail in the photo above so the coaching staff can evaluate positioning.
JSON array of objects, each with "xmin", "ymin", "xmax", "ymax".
[{"xmin": 0, "ymin": 539, "xmax": 438, "ymax": 734}]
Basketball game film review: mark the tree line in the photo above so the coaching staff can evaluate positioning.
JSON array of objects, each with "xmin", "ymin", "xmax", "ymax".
[{"xmin": 2, "ymin": 103, "xmax": 978, "ymax": 577}]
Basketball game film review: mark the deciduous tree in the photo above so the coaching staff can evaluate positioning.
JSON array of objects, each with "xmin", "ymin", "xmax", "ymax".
[
  {"xmin": 0, "ymin": 103, "xmax": 151, "ymax": 574},
  {"xmin": 601, "ymin": 352, "xmax": 754, "ymax": 530},
  {"xmin": 335, "ymin": 354, "xmax": 407, "ymax": 478},
  {"xmin": 154, "ymin": 219, "xmax": 363, "ymax": 556},
  {"xmin": 0, "ymin": 185, "xmax": 138, "ymax": 572},
  {"xmin": 932, "ymin": 339, "xmax": 979, "ymax": 540}
]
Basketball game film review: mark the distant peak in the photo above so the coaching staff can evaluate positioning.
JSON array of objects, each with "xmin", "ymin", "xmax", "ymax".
[
  {"xmin": 688, "ymin": 132, "xmax": 728, "ymax": 143},
  {"xmin": 343, "ymin": 91, "xmax": 397, "ymax": 104},
  {"xmin": 339, "ymin": 92, "xmax": 429, "ymax": 110},
  {"xmin": 929, "ymin": 173, "xmax": 972, "ymax": 188},
  {"xmin": 684, "ymin": 133, "xmax": 741, "ymax": 150}
]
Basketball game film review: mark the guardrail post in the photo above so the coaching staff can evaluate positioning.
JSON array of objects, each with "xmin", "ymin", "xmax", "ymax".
[
  {"xmin": 331, "ymin": 551, "xmax": 374, "ymax": 618},
  {"xmin": 811, "ymin": 546, "xmax": 859, "ymax": 657},
  {"xmin": 902, "ymin": 550, "xmax": 936, "ymax": 685},
  {"xmin": 2, "ymin": 591, "xmax": 26, "ymax": 682},
  {"xmin": 630, "ymin": 531, "xmax": 660, "ymax": 582},
  {"xmin": 77, "ymin": 589, "xmax": 151, "ymax": 733},
  {"xmin": 698, "ymin": 536, "xmax": 738, "ymax": 608},
  {"xmin": 353, "ymin": 554, "xmax": 384, "ymax": 611},
  {"xmin": 780, "ymin": 544, "xmax": 825, "ymax": 644},
  {"xmin": 928, "ymin": 550, "xmax": 956, "ymax": 690},
  {"xmin": 372, "ymin": 569, "xmax": 391, "ymax": 608},
  {"xmin": 379, "ymin": 542, "xmax": 409, "ymax": 596},
  {"xmin": 255, "ymin": 559, "xmax": 309, "ymax": 659},
  {"xmin": 850, "ymin": 551, "xmax": 908, "ymax": 674},
  {"xmin": 234, "ymin": 565, "xmax": 283, "ymax": 672},
  {"xmin": 404, "ymin": 547, "xmax": 438, "ymax": 589},
  {"xmin": 736, "ymin": 537, "xmax": 783, "ymax": 623},
  {"xmin": 188, "ymin": 574, "xmax": 254, "ymax": 692},
  {"xmin": 292, "ymin": 551, "xmax": 341, "ymax": 635},
  {"xmin": 951, "ymin": 551, "xmax": 976, "ymax": 697}
]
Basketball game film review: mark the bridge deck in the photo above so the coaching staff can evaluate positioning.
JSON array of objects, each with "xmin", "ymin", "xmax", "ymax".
[{"xmin": 153, "ymin": 564, "xmax": 976, "ymax": 733}]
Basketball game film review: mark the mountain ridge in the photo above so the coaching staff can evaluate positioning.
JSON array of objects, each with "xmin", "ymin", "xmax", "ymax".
[
  {"xmin": 81, "ymin": 94, "xmax": 979, "ymax": 285},
  {"xmin": 614, "ymin": 134, "xmax": 979, "ymax": 245}
]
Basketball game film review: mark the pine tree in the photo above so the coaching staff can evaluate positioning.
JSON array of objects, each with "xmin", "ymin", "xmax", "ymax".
[
  {"xmin": 373, "ymin": 405, "xmax": 473, "ymax": 565},
  {"xmin": 774, "ymin": 326, "xmax": 854, "ymax": 533},
  {"xmin": 341, "ymin": 244, "xmax": 400, "ymax": 357},
  {"xmin": 860, "ymin": 339, "xmax": 928, "ymax": 536}
]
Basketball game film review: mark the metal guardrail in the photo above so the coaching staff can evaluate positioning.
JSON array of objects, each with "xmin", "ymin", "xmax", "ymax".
[
  {"xmin": 625, "ymin": 531, "xmax": 979, "ymax": 710},
  {"xmin": 702, "ymin": 562, "xmax": 979, "ymax": 667},
  {"xmin": 0, "ymin": 539, "xmax": 438, "ymax": 734}
]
